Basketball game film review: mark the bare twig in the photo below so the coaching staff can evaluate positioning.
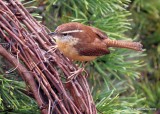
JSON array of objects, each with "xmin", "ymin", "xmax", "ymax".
[{"xmin": 0, "ymin": 0, "xmax": 97, "ymax": 114}]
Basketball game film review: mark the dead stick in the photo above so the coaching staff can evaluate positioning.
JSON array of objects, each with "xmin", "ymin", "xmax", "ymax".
[{"xmin": 0, "ymin": 45, "xmax": 48, "ymax": 114}]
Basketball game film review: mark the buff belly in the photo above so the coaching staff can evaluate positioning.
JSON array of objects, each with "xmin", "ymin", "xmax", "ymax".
[{"xmin": 56, "ymin": 41, "xmax": 97, "ymax": 61}]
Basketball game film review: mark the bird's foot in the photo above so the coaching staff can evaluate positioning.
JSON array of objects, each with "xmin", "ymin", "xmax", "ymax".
[
  {"xmin": 66, "ymin": 62, "xmax": 89, "ymax": 82},
  {"xmin": 47, "ymin": 45, "xmax": 57, "ymax": 53},
  {"xmin": 66, "ymin": 68, "xmax": 85, "ymax": 82}
]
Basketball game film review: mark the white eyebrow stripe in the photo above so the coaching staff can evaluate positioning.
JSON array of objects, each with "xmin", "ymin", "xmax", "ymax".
[{"xmin": 61, "ymin": 30, "xmax": 83, "ymax": 34}]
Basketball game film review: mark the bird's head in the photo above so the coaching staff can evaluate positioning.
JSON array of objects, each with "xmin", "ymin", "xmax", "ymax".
[{"xmin": 48, "ymin": 22, "xmax": 84, "ymax": 43}]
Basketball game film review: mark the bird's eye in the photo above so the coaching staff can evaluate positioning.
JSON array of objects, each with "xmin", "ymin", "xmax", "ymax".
[{"xmin": 62, "ymin": 33, "xmax": 68, "ymax": 36}]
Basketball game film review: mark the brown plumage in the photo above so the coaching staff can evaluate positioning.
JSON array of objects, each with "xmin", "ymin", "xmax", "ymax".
[{"xmin": 49, "ymin": 22, "xmax": 143, "ymax": 61}]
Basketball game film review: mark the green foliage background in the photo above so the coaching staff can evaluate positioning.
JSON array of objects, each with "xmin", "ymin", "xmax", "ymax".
[{"xmin": 0, "ymin": 0, "xmax": 159, "ymax": 114}]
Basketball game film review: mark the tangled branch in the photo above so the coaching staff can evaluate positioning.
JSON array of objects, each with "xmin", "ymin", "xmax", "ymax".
[{"xmin": 0, "ymin": 0, "xmax": 96, "ymax": 114}]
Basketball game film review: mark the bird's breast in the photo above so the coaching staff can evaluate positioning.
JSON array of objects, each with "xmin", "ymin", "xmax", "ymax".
[{"xmin": 56, "ymin": 40, "xmax": 97, "ymax": 61}]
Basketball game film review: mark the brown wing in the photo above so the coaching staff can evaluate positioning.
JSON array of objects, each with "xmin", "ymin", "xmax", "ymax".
[
  {"xmin": 55, "ymin": 22, "xmax": 97, "ymax": 43},
  {"xmin": 74, "ymin": 43, "xmax": 110, "ymax": 56},
  {"xmin": 89, "ymin": 26, "xmax": 108, "ymax": 40}
]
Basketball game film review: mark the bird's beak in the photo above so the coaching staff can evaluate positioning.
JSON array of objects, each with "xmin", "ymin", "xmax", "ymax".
[{"xmin": 48, "ymin": 32, "xmax": 56, "ymax": 36}]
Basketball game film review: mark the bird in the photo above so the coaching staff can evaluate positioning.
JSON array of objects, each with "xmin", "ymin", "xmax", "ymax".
[{"xmin": 49, "ymin": 22, "xmax": 143, "ymax": 61}]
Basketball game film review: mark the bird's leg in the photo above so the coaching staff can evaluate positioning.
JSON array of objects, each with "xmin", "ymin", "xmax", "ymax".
[{"xmin": 66, "ymin": 62, "xmax": 89, "ymax": 82}]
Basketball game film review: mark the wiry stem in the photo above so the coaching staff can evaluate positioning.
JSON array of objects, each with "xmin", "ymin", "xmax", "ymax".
[
  {"xmin": 0, "ymin": 0, "xmax": 97, "ymax": 114},
  {"xmin": 104, "ymin": 39, "xmax": 143, "ymax": 51}
]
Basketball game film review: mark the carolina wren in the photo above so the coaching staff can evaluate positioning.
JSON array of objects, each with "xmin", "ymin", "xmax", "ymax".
[{"xmin": 49, "ymin": 22, "xmax": 142, "ymax": 61}]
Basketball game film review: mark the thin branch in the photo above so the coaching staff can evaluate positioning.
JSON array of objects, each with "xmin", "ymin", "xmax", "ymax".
[{"xmin": 0, "ymin": 0, "xmax": 97, "ymax": 114}]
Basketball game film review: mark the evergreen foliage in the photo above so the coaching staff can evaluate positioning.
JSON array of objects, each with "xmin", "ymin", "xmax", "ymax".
[
  {"xmin": 0, "ymin": 75, "xmax": 39, "ymax": 114},
  {"xmin": 1, "ymin": 0, "xmax": 158, "ymax": 113},
  {"xmin": 130, "ymin": 0, "xmax": 160, "ymax": 113}
]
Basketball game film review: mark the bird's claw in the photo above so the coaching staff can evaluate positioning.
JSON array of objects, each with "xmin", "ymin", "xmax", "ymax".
[
  {"xmin": 47, "ymin": 45, "xmax": 58, "ymax": 53},
  {"xmin": 66, "ymin": 68, "xmax": 84, "ymax": 82}
]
